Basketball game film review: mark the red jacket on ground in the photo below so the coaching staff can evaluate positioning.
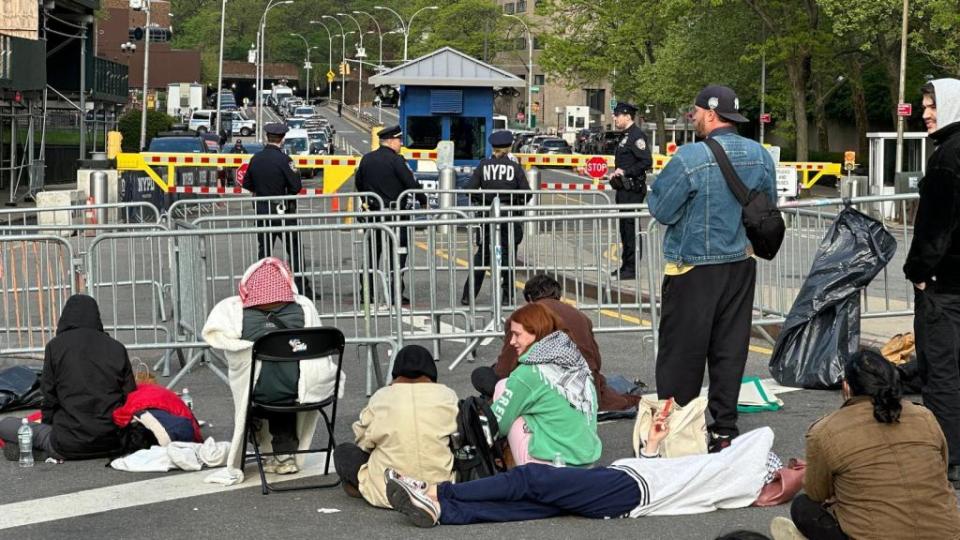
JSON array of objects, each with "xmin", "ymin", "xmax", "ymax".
[{"xmin": 112, "ymin": 383, "xmax": 202, "ymax": 442}]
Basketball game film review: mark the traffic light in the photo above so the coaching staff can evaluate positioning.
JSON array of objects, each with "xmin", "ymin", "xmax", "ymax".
[
  {"xmin": 129, "ymin": 27, "xmax": 144, "ymax": 41},
  {"xmin": 338, "ymin": 63, "xmax": 345, "ymax": 76}
]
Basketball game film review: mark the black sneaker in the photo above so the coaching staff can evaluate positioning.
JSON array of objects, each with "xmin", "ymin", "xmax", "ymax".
[
  {"xmin": 708, "ymin": 432, "xmax": 735, "ymax": 454},
  {"xmin": 384, "ymin": 468, "xmax": 439, "ymax": 528}
]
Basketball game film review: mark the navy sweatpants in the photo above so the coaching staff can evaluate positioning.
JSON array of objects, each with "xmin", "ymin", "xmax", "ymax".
[{"xmin": 437, "ymin": 463, "xmax": 641, "ymax": 525}]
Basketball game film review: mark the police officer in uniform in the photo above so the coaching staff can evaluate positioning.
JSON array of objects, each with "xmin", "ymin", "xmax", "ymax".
[
  {"xmin": 461, "ymin": 130, "xmax": 532, "ymax": 306},
  {"xmin": 609, "ymin": 102, "xmax": 652, "ymax": 279},
  {"xmin": 354, "ymin": 125, "xmax": 426, "ymax": 304},
  {"xmin": 244, "ymin": 122, "xmax": 314, "ymax": 297}
]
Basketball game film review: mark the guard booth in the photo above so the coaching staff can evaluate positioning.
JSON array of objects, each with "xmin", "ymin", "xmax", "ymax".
[
  {"xmin": 867, "ymin": 131, "xmax": 931, "ymax": 220},
  {"xmin": 369, "ymin": 47, "xmax": 526, "ymax": 173}
]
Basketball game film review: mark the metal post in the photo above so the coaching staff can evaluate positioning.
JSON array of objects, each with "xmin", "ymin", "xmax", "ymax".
[
  {"xmin": 255, "ymin": 31, "xmax": 262, "ymax": 142},
  {"xmin": 79, "ymin": 24, "xmax": 87, "ymax": 159},
  {"xmin": 215, "ymin": 0, "xmax": 227, "ymax": 136},
  {"xmin": 759, "ymin": 47, "xmax": 766, "ymax": 145},
  {"xmin": 894, "ymin": 0, "xmax": 909, "ymax": 174},
  {"xmin": 438, "ymin": 167, "xmax": 455, "ymax": 235},
  {"xmin": 139, "ymin": 1, "xmax": 151, "ymax": 151}
]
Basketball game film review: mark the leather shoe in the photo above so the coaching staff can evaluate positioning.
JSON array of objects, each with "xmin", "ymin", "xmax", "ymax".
[
  {"xmin": 617, "ymin": 270, "xmax": 637, "ymax": 280},
  {"xmin": 460, "ymin": 294, "xmax": 471, "ymax": 307}
]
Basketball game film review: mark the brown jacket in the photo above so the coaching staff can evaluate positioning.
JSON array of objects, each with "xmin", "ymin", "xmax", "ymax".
[
  {"xmin": 804, "ymin": 397, "xmax": 960, "ymax": 540},
  {"xmin": 494, "ymin": 298, "xmax": 640, "ymax": 411}
]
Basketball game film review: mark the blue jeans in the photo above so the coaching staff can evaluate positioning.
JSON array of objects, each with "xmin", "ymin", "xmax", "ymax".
[{"xmin": 437, "ymin": 463, "xmax": 640, "ymax": 525}]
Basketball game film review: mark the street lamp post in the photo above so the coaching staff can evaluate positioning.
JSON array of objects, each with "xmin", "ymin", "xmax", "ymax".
[
  {"xmin": 373, "ymin": 5, "xmax": 438, "ymax": 62},
  {"xmin": 338, "ymin": 13, "xmax": 364, "ymax": 115},
  {"xmin": 504, "ymin": 14, "xmax": 532, "ymax": 130},
  {"xmin": 323, "ymin": 15, "xmax": 347, "ymax": 109},
  {"xmin": 353, "ymin": 10, "xmax": 383, "ymax": 69},
  {"xmin": 255, "ymin": 0, "xmax": 294, "ymax": 142},
  {"xmin": 309, "ymin": 20, "xmax": 334, "ymax": 102},
  {"xmin": 215, "ymin": 0, "xmax": 227, "ymax": 136},
  {"xmin": 139, "ymin": 0, "xmax": 152, "ymax": 150},
  {"xmin": 290, "ymin": 33, "xmax": 312, "ymax": 103}
]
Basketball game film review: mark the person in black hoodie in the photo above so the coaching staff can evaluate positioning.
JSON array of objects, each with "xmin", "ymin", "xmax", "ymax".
[
  {"xmin": 904, "ymin": 78, "xmax": 960, "ymax": 488},
  {"xmin": 1, "ymin": 294, "xmax": 135, "ymax": 461}
]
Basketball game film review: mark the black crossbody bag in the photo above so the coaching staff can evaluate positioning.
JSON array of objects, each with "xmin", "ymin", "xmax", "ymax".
[{"xmin": 703, "ymin": 138, "xmax": 785, "ymax": 260}]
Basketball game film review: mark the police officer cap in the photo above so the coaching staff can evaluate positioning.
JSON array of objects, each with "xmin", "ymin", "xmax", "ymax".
[
  {"xmin": 377, "ymin": 125, "xmax": 403, "ymax": 139},
  {"xmin": 489, "ymin": 130, "xmax": 514, "ymax": 148},
  {"xmin": 264, "ymin": 123, "xmax": 289, "ymax": 136},
  {"xmin": 613, "ymin": 102, "xmax": 639, "ymax": 116}
]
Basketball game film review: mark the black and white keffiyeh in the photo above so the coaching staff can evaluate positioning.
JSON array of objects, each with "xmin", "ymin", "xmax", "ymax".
[{"xmin": 519, "ymin": 331, "xmax": 595, "ymax": 417}]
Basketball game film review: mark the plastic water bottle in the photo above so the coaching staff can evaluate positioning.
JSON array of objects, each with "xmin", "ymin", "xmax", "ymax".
[
  {"xmin": 552, "ymin": 452, "xmax": 565, "ymax": 468},
  {"xmin": 181, "ymin": 388, "xmax": 194, "ymax": 411},
  {"xmin": 18, "ymin": 418, "xmax": 33, "ymax": 468}
]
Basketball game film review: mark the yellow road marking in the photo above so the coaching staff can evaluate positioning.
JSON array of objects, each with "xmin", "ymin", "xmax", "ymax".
[{"xmin": 415, "ymin": 241, "xmax": 775, "ymax": 356}]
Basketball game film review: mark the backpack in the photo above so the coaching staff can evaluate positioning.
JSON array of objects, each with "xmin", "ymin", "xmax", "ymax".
[
  {"xmin": 704, "ymin": 138, "xmax": 785, "ymax": 260},
  {"xmin": 449, "ymin": 396, "xmax": 507, "ymax": 482}
]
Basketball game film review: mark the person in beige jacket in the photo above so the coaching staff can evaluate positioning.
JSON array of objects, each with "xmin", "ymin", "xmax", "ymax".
[
  {"xmin": 334, "ymin": 345, "xmax": 458, "ymax": 508},
  {"xmin": 771, "ymin": 350, "xmax": 960, "ymax": 540}
]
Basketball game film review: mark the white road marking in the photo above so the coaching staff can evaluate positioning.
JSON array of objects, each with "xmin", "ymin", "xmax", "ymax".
[{"xmin": 0, "ymin": 452, "xmax": 332, "ymax": 530}]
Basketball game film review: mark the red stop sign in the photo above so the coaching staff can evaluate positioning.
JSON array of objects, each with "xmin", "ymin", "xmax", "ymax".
[
  {"xmin": 236, "ymin": 163, "xmax": 249, "ymax": 186},
  {"xmin": 585, "ymin": 156, "xmax": 608, "ymax": 179}
]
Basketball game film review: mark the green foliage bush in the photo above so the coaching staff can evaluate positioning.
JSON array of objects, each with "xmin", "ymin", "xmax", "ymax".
[{"xmin": 118, "ymin": 109, "xmax": 174, "ymax": 152}]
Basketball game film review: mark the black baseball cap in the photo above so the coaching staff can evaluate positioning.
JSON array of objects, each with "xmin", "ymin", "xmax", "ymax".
[{"xmin": 694, "ymin": 85, "xmax": 748, "ymax": 123}]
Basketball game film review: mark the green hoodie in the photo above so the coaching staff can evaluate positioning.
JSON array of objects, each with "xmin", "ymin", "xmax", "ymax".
[{"xmin": 491, "ymin": 346, "xmax": 602, "ymax": 466}]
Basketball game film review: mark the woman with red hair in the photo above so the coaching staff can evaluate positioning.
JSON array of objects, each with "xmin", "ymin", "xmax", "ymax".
[{"xmin": 491, "ymin": 302, "xmax": 601, "ymax": 467}]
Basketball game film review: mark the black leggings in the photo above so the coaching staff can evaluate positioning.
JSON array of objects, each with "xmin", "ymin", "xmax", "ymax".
[{"xmin": 791, "ymin": 494, "xmax": 848, "ymax": 540}]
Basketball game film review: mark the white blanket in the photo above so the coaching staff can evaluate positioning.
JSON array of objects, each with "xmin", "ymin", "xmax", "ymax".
[{"xmin": 110, "ymin": 438, "xmax": 231, "ymax": 473}]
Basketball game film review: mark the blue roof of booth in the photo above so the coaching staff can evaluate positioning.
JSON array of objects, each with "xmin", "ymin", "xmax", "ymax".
[{"xmin": 369, "ymin": 47, "xmax": 525, "ymax": 88}]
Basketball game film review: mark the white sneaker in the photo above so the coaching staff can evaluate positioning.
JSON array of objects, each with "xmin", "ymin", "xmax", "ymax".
[
  {"xmin": 770, "ymin": 516, "xmax": 807, "ymax": 540},
  {"xmin": 260, "ymin": 456, "xmax": 298, "ymax": 474}
]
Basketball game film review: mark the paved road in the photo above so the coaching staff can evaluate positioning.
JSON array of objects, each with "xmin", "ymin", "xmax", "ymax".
[{"xmin": 1, "ymin": 105, "xmax": 917, "ymax": 539}]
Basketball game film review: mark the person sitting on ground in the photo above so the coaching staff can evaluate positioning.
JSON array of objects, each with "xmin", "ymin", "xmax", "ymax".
[
  {"xmin": 490, "ymin": 302, "xmax": 601, "ymax": 467},
  {"xmin": 384, "ymin": 421, "xmax": 778, "ymax": 527},
  {"xmin": 473, "ymin": 274, "xmax": 641, "ymax": 412},
  {"xmin": 202, "ymin": 257, "xmax": 342, "ymax": 483},
  {"xmin": 1, "ymin": 294, "xmax": 135, "ymax": 461},
  {"xmin": 333, "ymin": 345, "xmax": 458, "ymax": 508},
  {"xmin": 771, "ymin": 350, "xmax": 960, "ymax": 540}
]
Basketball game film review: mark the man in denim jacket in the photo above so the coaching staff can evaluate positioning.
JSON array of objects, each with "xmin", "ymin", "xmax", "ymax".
[{"xmin": 648, "ymin": 85, "xmax": 776, "ymax": 453}]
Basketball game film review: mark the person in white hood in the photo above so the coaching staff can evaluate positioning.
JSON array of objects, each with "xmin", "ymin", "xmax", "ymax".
[{"xmin": 904, "ymin": 78, "xmax": 960, "ymax": 488}]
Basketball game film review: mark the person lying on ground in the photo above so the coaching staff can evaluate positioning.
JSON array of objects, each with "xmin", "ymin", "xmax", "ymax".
[
  {"xmin": 202, "ymin": 257, "xmax": 342, "ymax": 482},
  {"xmin": 771, "ymin": 350, "xmax": 960, "ymax": 540},
  {"xmin": 474, "ymin": 274, "xmax": 641, "ymax": 412},
  {"xmin": 489, "ymin": 302, "xmax": 601, "ymax": 467},
  {"xmin": 334, "ymin": 345, "xmax": 458, "ymax": 508},
  {"xmin": 1, "ymin": 294, "xmax": 135, "ymax": 462},
  {"xmin": 385, "ymin": 418, "xmax": 777, "ymax": 527}
]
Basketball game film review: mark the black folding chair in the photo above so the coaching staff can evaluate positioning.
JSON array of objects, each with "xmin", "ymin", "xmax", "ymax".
[{"xmin": 241, "ymin": 327, "xmax": 345, "ymax": 494}]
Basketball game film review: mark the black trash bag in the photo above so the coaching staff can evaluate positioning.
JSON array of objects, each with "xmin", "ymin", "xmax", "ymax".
[
  {"xmin": 769, "ymin": 207, "xmax": 898, "ymax": 389},
  {"xmin": 0, "ymin": 365, "xmax": 42, "ymax": 412}
]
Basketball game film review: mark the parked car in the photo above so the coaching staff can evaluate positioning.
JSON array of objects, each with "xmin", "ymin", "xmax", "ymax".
[
  {"xmin": 513, "ymin": 132, "xmax": 536, "ymax": 153},
  {"xmin": 539, "ymin": 137, "xmax": 573, "ymax": 154},
  {"xmin": 147, "ymin": 134, "xmax": 217, "ymax": 189},
  {"xmin": 282, "ymin": 128, "xmax": 313, "ymax": 177},
  {"xmin": 522, "ymin": 135, "xmax": 555, "ymax": 154},
  {"xmin": 231, "ymin": 111, "xmax": 256, "ymax": 137},
  {"xmin": 294, "ymin": 106, "xmax": 315, "ymax": 119},
  {"xmin": 285, "ymin": 118, "xmax": 306, "ymax": 130}
]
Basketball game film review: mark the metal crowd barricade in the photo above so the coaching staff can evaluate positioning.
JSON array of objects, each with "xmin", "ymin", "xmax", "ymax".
[
  {"xmin": 0, "ymin": 235, "xmax": 77, "ymax": 358},
  {"xmin": 165, "ymin": 191, "xmax": 382, "ymax": 227}
]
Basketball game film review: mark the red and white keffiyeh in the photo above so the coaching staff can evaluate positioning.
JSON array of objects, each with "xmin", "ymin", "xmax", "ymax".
[{"xmin": 238, "ymin": 257, "xmax": 297, "ymax": 308}]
